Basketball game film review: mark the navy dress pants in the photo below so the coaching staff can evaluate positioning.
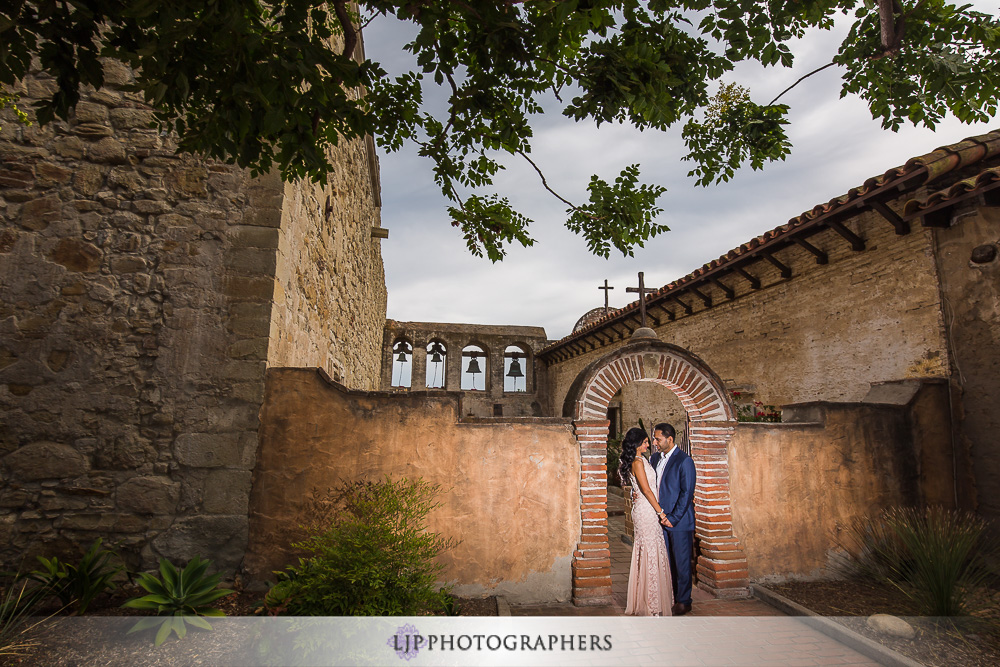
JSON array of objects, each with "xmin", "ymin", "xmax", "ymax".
[{"xmin": 664, "ymin": 529, "xmax": 693, "ymax": 606}]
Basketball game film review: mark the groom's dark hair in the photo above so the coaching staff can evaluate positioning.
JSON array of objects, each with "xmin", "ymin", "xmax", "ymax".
[{"xmin": 653, "ymin": 423, "xmax": 675, "ymax": 440}]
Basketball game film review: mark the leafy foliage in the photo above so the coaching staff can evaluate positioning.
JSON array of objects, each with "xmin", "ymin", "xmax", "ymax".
[
  {"xmin": 122, "ymin": 556, "xmax": 233, "ymax": 646},
  {"xmin": 272, "ymin": 477, "xmax": 458, "ymax": 616},
  {"xmin": 683, "ymin": 83, "xmax": 791, "ymax": 186},
  {"xmin": 24, "ymin": 538, "xmax": 123, "ymax": 615},
  {"xmin": 0, "ymin": 91, "xmax": 30, "ymax": 132},
  {"xmin": 3, "ymin": 2, "xmax": 999, "ymax": 259},
  {"xmin": 833, "ymin": 506, "xmax": 999, "ymax": 616}
]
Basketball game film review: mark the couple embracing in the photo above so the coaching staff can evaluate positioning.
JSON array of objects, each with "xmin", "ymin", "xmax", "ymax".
[{"xmin": 617, "ymin": 423, "xmax": 695, "ymax": 617}]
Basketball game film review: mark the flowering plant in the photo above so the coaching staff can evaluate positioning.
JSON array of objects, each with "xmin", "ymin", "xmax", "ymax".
[{"xmin": 732, "ymin": 393, "xmax": 781, "ymax": 423}]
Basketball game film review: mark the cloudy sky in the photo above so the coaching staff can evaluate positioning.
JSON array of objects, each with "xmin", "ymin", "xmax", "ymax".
[{"xmin": 366, "ymin": 4, "xmax": 998, "ymax": 341}]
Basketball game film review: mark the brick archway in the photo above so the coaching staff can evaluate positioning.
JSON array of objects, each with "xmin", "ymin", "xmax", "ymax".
[{"xmin": 563, "ymin": 338, "xmax": 749, "ymax": 605}]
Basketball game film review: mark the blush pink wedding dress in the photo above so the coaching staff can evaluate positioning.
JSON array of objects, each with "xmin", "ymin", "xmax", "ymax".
[{"xmin": 625, "ymin": 457, "xmax": 673, "ymax": 616}]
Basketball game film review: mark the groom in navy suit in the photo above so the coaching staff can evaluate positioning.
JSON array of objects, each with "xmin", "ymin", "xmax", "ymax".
[{"xmin": 649, "ymin": 422, "xmax": 696, "ymax": 616}]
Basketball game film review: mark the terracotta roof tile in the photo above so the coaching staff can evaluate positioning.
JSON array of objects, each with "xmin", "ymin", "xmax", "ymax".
[{"xmin": 903, "ymin": 166, "xmax": 1000, "ymax": 217}]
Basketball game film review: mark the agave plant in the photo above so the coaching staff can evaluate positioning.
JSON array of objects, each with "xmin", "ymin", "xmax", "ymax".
[{"xmin": 122, "ymin": 556, "xmax": 233, "ymax": 646}]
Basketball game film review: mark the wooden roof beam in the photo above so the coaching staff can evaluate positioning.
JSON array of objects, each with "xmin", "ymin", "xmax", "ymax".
[
  {"xmin": 762, "ymin": 253, "xmax": 792, "ymax": 278},
  {"xmin": 868, "ymin": 200, "xmax": 909, "ymax": 235},
  {"xmin": 710, "ymin": 277, "xmax": 735, "ymax": 300},
  {"xmin": 921, "ymin": 208, "xmax": 952, "ymax": 228},
  {"xmin": 827, "ymin": 220, "xmax": 865, "ymax": 251},
  {"xmin": 654, "ymin": 304, "xmax": 676, "ymax": 321},
  {"xmin": 734, "ymin": 266, "xmax": 761, "ymax": 289},
  {"xmin": 794, "ymin": 237, "xmax": 829, "ymax": 264},
  {"xmin": 671, "ymin": 295, "xmax": 693, "ymax": 315},
  {"xmin": 689, "ymin": 286, "xmax": 712, "ymax": 307},
  {"xmin": 592, "ymin": 331, "xmax": 612, "ymax": 345}
]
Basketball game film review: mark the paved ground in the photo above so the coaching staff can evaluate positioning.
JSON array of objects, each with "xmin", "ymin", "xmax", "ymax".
[{"xmin": 509, "ymin": 490, "xmax": 879, "ymax": 665}]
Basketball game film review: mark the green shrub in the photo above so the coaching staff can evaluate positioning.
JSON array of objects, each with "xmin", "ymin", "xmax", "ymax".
[
  {"xmin": 275, "ymin": 477, "xmax": 458, "ymax": 616},
  {"xmin": 122, "ymin": 556, "xmax": 234, "ymax": 645},
  {"xmin": 25, "ymin": 537, "xmax": 123, "ymax": 614},
  {"xmin": 834, "ymin": 506, "xmax": 998, "ymax": 616}
]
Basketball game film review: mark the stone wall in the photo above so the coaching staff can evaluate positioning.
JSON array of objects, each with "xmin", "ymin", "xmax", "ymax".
[
  {"xmin": 267, "ymin": 154, "xmax": 386, "ymax": 388},
  {"xmin": 246, "ymin": 368, "xmax": 579, "ymax": 603},
  {"xmin": 543, "ymin": 208, "xmax": 949, "ymax": 416},
  {"xmin": 0, "ymin": 61, "xmax": 385, "ymax": 572},
  {"xmin": 932, "ymin": 204, "xmax": 1000, "ymax": 526}
]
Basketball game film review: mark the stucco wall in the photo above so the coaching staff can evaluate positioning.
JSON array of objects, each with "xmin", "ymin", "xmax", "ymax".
[
  {"xmin": 728, "ymin": 403, "xmax": 926, "ymax": 581},
  {"xmin": 933, "ymin": 204, "xmax": 1000, "ymax": 526},
  {"xmin": 246, "ymin": 368, "xmax": 579, "ymax": 602},
  {"xmin": 544, "ymin": 209, "xmax": 949, "ymax": 414}
]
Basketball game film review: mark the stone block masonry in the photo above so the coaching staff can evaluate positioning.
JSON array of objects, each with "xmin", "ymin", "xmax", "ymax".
[{"xmin": 0, "ymin": 59, "xmax": 386, "ymax": 572}]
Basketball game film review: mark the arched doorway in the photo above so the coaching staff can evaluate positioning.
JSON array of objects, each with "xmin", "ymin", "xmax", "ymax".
[{"xmin": 562, "ymin": 336, "xmax": 749, "ymax": 605}]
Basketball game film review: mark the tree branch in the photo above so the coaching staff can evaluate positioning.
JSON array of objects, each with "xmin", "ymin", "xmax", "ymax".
[
  {"xmin": 768, "ymin": 61, "xmax": 837, "ymax": 106},
  {"xmin": 332, "ymin": 0, "xmax": 357, "ymax": 59},
  {"xmin": 516, "ymin": 150, "xmax": 576, "ymax": 209}
]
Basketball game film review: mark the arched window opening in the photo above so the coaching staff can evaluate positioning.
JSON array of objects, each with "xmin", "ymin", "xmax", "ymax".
[
  {"xmin": 504, "ymin": 345, "xmax": 529, "ymax": 393},
  {"xmin": 461, "ymin": 344, "xmax": 486, "ymax": 391},
  {"xmin": 425, "ymin": 340, "xmax": 447, "ymax": 389},
  {"xmin": 391, "ymin": 338, "xmax": 412, "ymax": 388}
]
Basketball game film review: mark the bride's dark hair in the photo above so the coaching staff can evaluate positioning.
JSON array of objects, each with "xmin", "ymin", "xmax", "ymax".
[{"xmin": 617, "ymin": 427, "xmax": 648, "ymax": 487}]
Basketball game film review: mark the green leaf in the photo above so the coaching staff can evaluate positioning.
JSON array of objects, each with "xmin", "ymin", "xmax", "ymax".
[
  {"xmin": 154, "ymin": 618, "xmax": 173, "ymax": 646},
  {"xmin": 127, "ymin": 617, "xmax": 166, "ymax": 634},
  {"xmin": 185, "ymin": 615, "xmax": 214, "ymax": 630}
]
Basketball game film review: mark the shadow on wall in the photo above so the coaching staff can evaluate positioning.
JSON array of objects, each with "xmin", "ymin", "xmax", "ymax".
[
  {"xmin": 727, "ymin": 380, "xmax": 956, "ymax": 583},
  {"xmin": 244, "ymin": 368, "xmax": 579, "ymax": 604}
]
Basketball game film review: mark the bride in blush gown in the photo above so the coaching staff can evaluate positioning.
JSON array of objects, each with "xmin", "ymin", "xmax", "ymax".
[{"xmin": 618, "ymin": 427, "xmax": 673, "ymax": 616}]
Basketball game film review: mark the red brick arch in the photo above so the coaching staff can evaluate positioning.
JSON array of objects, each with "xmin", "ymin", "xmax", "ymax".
[{"xmin": 563, "ymin": 339, "xmax": 749, "ymax": 605}]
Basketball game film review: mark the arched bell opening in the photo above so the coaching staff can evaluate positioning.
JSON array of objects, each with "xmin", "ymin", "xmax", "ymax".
[
  {"xmin": 503, "ymin": 344, "xmax": 531, "ymax": 393},
  {"xmin": 425, "ymin": 340, "xmax": 448, "ymax": 389},
  {"xmin": 390, "ymin": 337, "xmax": 412, "ymax": 389},
  {"xmin": 461, "ymin": 344, "xmax": 488, "ymax": 392}
]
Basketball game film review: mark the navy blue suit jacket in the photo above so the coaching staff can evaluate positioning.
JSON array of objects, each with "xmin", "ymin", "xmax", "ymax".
[{"xmin": 649, "ymin": 448, "xmax": 696, "ymax": 532}]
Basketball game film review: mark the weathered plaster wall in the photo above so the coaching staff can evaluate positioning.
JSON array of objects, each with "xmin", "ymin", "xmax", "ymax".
[
  {"xmin": 0, "ymin": 61, "xmax": 385, "ymax": 572},
  {"xmin": 728, "ymin": 403, "xmax": 925, "ymax": 581},
  {"xmin": 246, "ymin": 368, "xmax": 579, "ymax": 602},
  {"xmin": 544, "ymin": 211, "xmax": 949, "ymax": 415},
  {"xmin": 933, "ymin": 204, "xmax": 1000, "ymax": 525}
]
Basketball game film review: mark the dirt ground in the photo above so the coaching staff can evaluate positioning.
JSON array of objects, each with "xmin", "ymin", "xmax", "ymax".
[
  {"xmin": 1, "ymin": 586, "xmax": 497, "ymax": 666},
  {"xmin": 771, "ymin": 579, "xmax": 1000, "ymax": 667}
]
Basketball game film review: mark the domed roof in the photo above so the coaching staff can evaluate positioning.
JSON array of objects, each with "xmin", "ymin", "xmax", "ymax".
[{"xmin": 573, "ymin": 307, "xmax": 610, "ymax": 333}]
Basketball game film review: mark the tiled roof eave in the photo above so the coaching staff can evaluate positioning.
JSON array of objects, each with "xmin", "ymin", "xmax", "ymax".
[
  {"xmin": 903, "ymin": 165, "xmax": 1000, "ymax": 219},
  {"xmin": 540, "ymin": 129, "xmax": 1000, "ymax": 361}
]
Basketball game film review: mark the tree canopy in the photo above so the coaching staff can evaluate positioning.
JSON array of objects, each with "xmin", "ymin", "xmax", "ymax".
[{"xmin": 2, "ymin": 1, "xmax": 999, "ymax": 260}]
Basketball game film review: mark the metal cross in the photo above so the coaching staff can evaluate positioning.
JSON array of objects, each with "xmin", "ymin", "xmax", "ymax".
[
  {"xmin": 626, "ymin": 271, "xmax": 656, "ymax": 328},
  {"xmin": 598, "ymin": 279, "xmax": 614, "ymax": 314}
]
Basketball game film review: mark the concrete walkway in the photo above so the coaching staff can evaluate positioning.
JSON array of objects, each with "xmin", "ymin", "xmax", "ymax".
[{"xmin": 509, "ymin": 490, "xmax": 879, "ymax": 665}]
